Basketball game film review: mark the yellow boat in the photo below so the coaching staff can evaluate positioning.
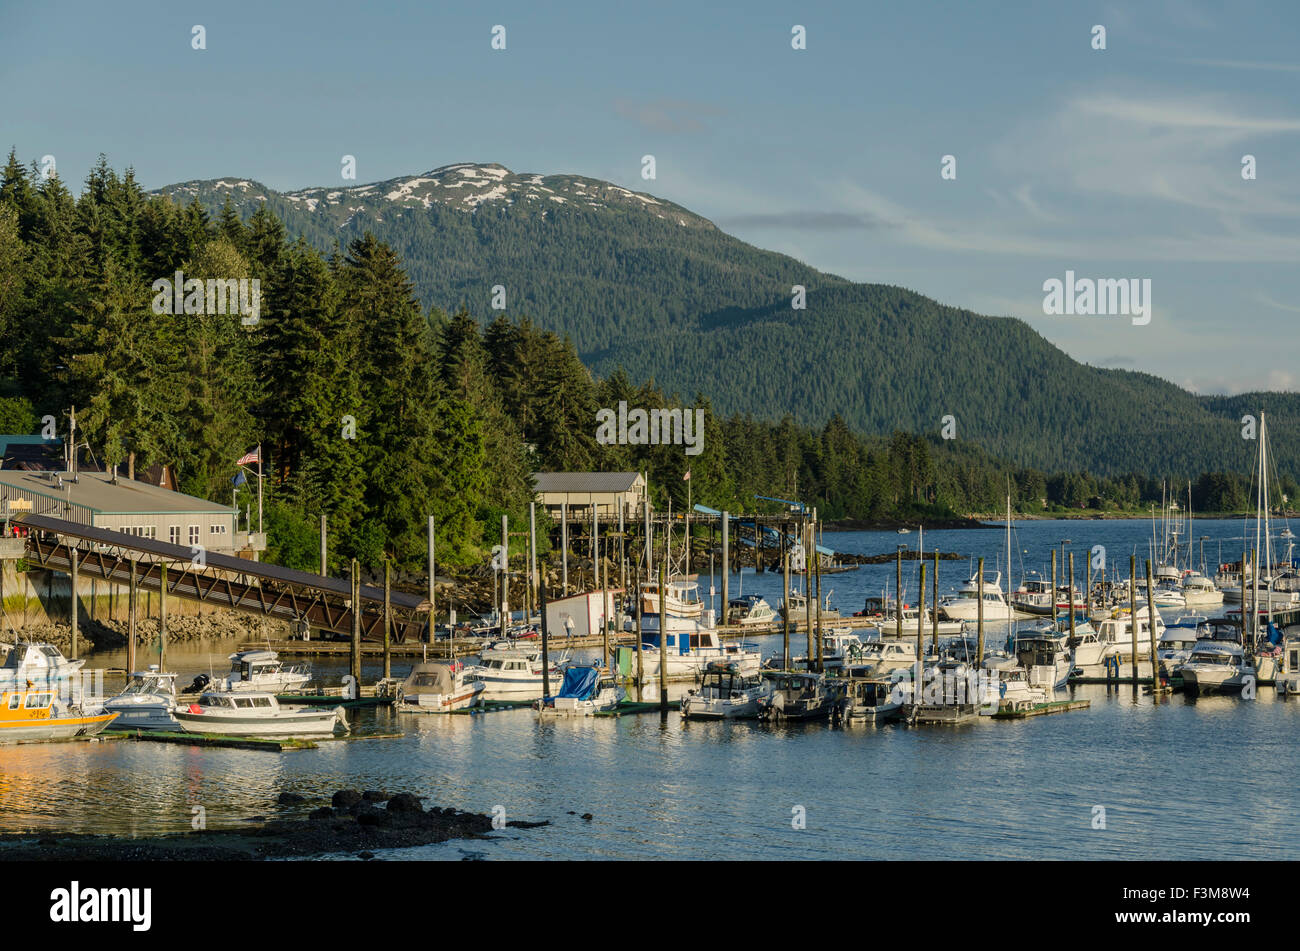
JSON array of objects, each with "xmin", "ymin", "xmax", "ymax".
[{"xmin": 0, "ymin": 686, "xmax": 117, "ymax": 743}]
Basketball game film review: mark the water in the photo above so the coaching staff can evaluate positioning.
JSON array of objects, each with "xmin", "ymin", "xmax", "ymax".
[{"xmin": 1, "ymin": 519, "xmax": 1295, "ymax": 860}]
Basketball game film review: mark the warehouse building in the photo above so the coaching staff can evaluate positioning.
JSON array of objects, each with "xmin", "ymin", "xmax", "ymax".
[{"xmin": 532, "ymin": 471, "xmax": 648, "ymax": 520}]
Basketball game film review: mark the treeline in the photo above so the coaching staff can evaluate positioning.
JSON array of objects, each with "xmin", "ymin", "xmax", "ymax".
[{"xmin": 0, "ymin": 154, "xmax": 1276, "ymax": 574}]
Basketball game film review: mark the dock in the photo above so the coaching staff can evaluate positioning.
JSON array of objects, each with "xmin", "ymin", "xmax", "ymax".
[{"xmin": 989, "ymin": 699, "xmax": 1091, "ymax": 720}]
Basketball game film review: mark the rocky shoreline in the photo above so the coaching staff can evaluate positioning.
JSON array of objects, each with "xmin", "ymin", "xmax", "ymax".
[
  {"xmin": 4, "ymin": 613, "xmax": 287, "ymax": 655},
  {"xmin": 0, "ymin": 788, "xmax": 549, "ymax": 861}
]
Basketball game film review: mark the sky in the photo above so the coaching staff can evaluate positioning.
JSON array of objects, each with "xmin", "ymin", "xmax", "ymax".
[{"xmin": 2, "ymin": 0, "xmax": 1298, "ymax": 395}]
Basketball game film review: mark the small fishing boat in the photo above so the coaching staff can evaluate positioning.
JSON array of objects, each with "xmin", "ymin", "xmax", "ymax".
[
  {"xmin": 0, "ymin": 642, "xmax": 85, "ymax": 688},
  {"xmin": 760, "ymin": 671, "xmax": 833, "ymax": 721},
  {"xmin": 834, "ymin": 678, "xmax": 904, "ymax": 725},
  {"xmin": 795, "ymin": 631, "xmax": 868, "ymax": 669},
  {"xmin": 1071, "ymin": 607, "xmax": 1165, "ymax": 671},
  {"xmin": 174, "ymin": 690, "xmax": 348, "ymax": 736},
  {"xmin": 1013, "ymin": 632, "xmax": 1074, "ymax": 688},
  {"xmin": 681, "ymin": 661, "xmax": 770, "ymax": 719},
  {"xmin": 1156, "ymin": 625, "xmax": 1203, "ymax": 680},
  {"xmin": 221, "ymin": 649, "xmax": 312, "ymax": 693},
  {"xmin": 843, "ymin": 639, "xmax": 918, "ymax": 679},
  {"xmin": 466, "ymin": 647, "xmax": 567, "ymax": 699},
  {"xmin": 1180, "ymin": 573, "xmax": 1224, "ymax": 608},
  {"xmin": 979, "ymin": 657, "xmax": 1051, "ymax": 714},
  {"xmin": 396, "ymin": 660, "xmax": 484, "ymax": 713},
  {"xmin": 636, "ymin": 620, "xmax": 762, "ymax": 677},
  {"xmin": 639, "ymin": 580, "xmax": 705, "ymax": 619},
  {"xmin": 778, "ymin": 590, "xmax": 842, "ymax": 623},
  {"xmin": 1276, "ymin": 635, "xmax": 1300, "ymax": 695},
  {"xmin": 102, "ymin": 668, "xmax": 180, "ymax": 731},
  {"xmin": 0, "ymin": 686, "xmax": 116, "ymax": 743},
  {"xmin": 536, "ymin": 665, "xmax": 623, "ymax": 717}
]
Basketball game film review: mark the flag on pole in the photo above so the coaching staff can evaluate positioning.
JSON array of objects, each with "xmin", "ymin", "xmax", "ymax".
[
  {"xmin": 682, "ymin": 470, "xmax": 691, "ymax": 481},
  {"xmin": 232, "ymin": 471, "xmax": 247, "ymax": 487},
  {"xmin": 236, "ymin": 448, "xmax": 260, "ymax": 466}
]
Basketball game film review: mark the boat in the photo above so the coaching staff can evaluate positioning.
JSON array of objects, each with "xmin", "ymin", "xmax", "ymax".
[
  {"xmin": 760, "ymin": 671, "xmax": 834, "ymax": 721},
  {"xmin": 0, "ymin": 686, "xmax": 116, "ymax": 743},
  {"xmin": 465, "ymin": 646, "xmax": 568, "ymax": 699},
  {"xmin": 639, "ymin": 580, "xmax": 705, "ymax": 619},
  {"xmin": 725, "ymin": 594, "xmax": 776, "ymax": 626},
  {"xmin": 220, "ymin": 649, "xmax": 312, "ymax": 693},
  {"xmin": 1156, "ymin": 624, "xmax": 1205, "ymax": 680},
  {"xmin": 980, "ymin": 656, "xmax": 1051, "ymax": 714},
  {"xmin": 396, "ymin": 660, "xmax": 484, "ymax": 713},
  {"xmin": 1180, "ymin": 572, "xmax": 1224, "ymax": 608},
  {"xmin": 0, "ymin": 642, "xmax": 86, "ymax": 688},
  {"xmin": 1011, "ymin": 573, "xmax": 1086, "ymax": 617},
  {"xmin": 834, "ymin": 678, "xmax": 904, "ymax": 725},
  {"xmin": 173, "ymin": 690, "xmax": 348, "ymax": 736},
  {"xmin": 636, "ymin": 620, "xmax": 762, "ymax": 677},
  {"xmin": 938, "ymin": 571, "xmax": 1015, "ymax": 622},
  {"xmin": 1071, "ymin": 607, "xmax": 1165, "ymax": 670},
  {"xmin": 843, "ymin": 639, "xmax": 918, "ymax": 679},
  {"xmin": 1179, "ymin": 641, "xmax": 1254, "ymax": 695},
  {"xmin": 801, "ymin": 631, "xmax": 869, "ymax": 669},
  {"xmin": 778, "ymin": 590, "xmax": 842, "ymax": 624},
  {"xmin": 863, "ymin": 601, "xmax": 965, "ymax": 638},
  {"xmin": 102, "ymin": 668, "xmax": 181, "ymax": 731},
  {"xmin": 681, "ymin": 661, "xmax": 770, "ymax": 719},
  {"xmin": 536, "ymin": 665, "xmax": 623, "ymax": 716},
  {"xmin": 1276, "ymin": 634, "xmax": 1300, "ymax": 695},
  {"xmin": 1013, "ymin": 632, "xmax": 1074, "ymax": 688}
]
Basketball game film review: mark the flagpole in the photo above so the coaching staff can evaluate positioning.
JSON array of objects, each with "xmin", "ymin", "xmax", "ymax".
[{"xmin": 256, "ymin": 442, "xmax": 263, "ymax": 538}]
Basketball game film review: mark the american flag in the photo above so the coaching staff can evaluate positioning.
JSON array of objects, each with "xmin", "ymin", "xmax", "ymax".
[{"xmin": 236, "ymin": 448, "xmax": 260, "ymax": 467}]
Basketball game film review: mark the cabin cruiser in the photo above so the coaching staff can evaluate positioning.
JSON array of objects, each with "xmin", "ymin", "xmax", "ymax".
[
  {"xmin": 1156, "ymin": 625, "xmax": 1203, "ymax": 679},
  {"xmin": 396, "ymin": 661, "xmax": 484, "ymax": 713},
  {"xmin": 466, "ymin": 646, "xmax": 568, "ymax": 699},
  {"xmin": 173, "ymin": 690, "xmax": 348, "ymax": 737},
  {"xmin": 1179, "ymin": 641, "xmax": 1254, "ymax": 695},
  {"xmin": 1180, "ymin": 573, "xmax": 1223, "ymax": 608},
  {"xmin": 1013, "ymin": 633, "xmax": 1074, "ymax": 688},
  {"xmin": 1011, "ymin": 574, "xmax": 1085, "ymax": 617},
  {"xmin": 0, "ymin": 642, "xmax": 85, "ymax": 688},
  {"xmin": 639, "ymin": 580, "xmax": 705, "ymax": 619},
  {"xmin": 834, "ymin": 678, "xmax": 904, "ymax": 725},
  {"xmin": 779, "ymin": 590, "xmax": 842, "ymax": 623},
  {"xmin": 681, "ymin": 661, "xmax": 771, "ymax": 719},
  {"xmin": 759, "ymin": 671, "xmax": 834, "ymax": 721},
  {"xmin": 537, "ymin": 665, "xmax": 623, "ymax": 717},
  {"xmin": 803, "ymin": 631, "xmax": 869, "ymax": 669},
  {"xmin": 725, "ymin": 594, "xmax": 776, "ymax": 626},
  {"xmin": 845, "ymin": 639, "xmax": 918, "ymax": 679},
  {"xmin": 220, "ymin": 650, "xmax": 312, "ymax": 693},
  {"xmin": 102, "ymin": 668, "xmax": 180, "ymax": 730},
  {"xmin": 1071, "ymin": 608, "xmax": 1164, "ymax": 671},
  {"xmin": 636, "ymin": 621, "xmax": 762, "ymax": 677},
  {"xmin": 1276, "ymin": 635, "xmax": 1300, "ymax": 695},
  {"xmin": 938, "ymin": 572, "xmax": 1017, "ymax": 622},
  {"xmin": 979, "ymin": 656, "xmax": 1050, "ymax": 714},
  {"xmin": 0, "ymin": 686, "xmax": 116, "ymax": 742}
]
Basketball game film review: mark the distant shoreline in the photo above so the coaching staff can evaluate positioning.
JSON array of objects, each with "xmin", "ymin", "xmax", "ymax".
[{"xmin": 825, "ymin": 510, "xmax": 1272, "ymax": 531}]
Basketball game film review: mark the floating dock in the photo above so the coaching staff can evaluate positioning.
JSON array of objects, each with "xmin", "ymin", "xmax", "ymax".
[
  {"xmin": 100, "ymin": 729, "xmax": 317, "ymax": 751},
  {"xmin": 989, "ymin": 699, "xmax": 1091, "ymax": 720}
]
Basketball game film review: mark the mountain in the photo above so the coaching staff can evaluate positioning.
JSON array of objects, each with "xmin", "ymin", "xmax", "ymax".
[{"xmin": 157, "ymin": 163, "xmax": 1300, "ymax": 480}]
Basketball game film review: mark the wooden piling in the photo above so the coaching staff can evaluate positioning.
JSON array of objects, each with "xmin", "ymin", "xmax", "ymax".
[
  {"xmin": 635, "ymin": 563, "xmax": 644, "ymax": 700},
  {"xmin": 158, "ymin": 561, "xmax": 167, "ymax": 671},
  {"xmin": 127, "ymin": 558, "xmax": 137, "ymax": 674},
  {"xmin": 1145, "ymin": 559, "xmax": 1160, "ymax": 694},
  {"xmin": 917, "ymin": 562, "xmax": 926, "ymax": 681},
  {"xmin": 383, "ymin": 558, "xmax": 392, "ymax": 680},
  {"xmin": 814, "ymin": 527, "xmax": 823, "ymax": 672},
  {"xmin": 428, "ymin": 515, "xmax": 437, "ymax": 644},
  {"xmin": 932, "ymin": 548, "xmax": 939, "ymax": 654},
  {"xmin": 1068, "ymin": 551, "xmax": 1076, "ymax": 647},
  {"xmin": 658, "ymin": 560, "xmax": 667, "ymax": 713},
  {"xmin": 976, "ymin": 556, "xmax": 985, "ymax": 665},
  {"xmin": 350, "ymin": 559, "xmax": 361, "ymax": 685},
  {"xmin": 782, "ymin": 550, "xmax": 791, "ymax": 670},
  {"xmin": 320, "ymin": 514, "xmax": 327, "ymax": 576},
  {"xmin": 69, "ymin": 545, "xmax": 78, "ymax": 660},
  {"xmin": 720, "ymin": 510, "xmax": 730, "ymax": 622},
  {"xmin": 804, "ymin": 520, "xmax": 813, "ymax": 662},
  {"xmin": 561, "ymin": 503, "xmax": 569, "ymax": 596},
  {"xmin": 540, "ymin": 574, "xmax": 551, "ymax": 698},
  {"xmin": 895, "ymin": 545, "xmax": 903, "ymax": 641},
  {"xmin": 1128, "ymin": 555, "xmax": 1137, "ymax": 681}
]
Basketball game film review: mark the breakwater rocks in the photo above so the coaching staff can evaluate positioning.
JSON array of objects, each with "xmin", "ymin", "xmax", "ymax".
[
  {"xmin": 5, "ymin": 613, "xmax": 288, "ymax": 654},
  {"xmin": 0, "ymin": 788, "xmax": 549, "ymax": 861}
]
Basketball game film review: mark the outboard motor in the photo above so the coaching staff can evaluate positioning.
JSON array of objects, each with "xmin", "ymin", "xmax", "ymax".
[{"xmin": 185, "ymin": 673, "xmax": 211, "ymax": 694}]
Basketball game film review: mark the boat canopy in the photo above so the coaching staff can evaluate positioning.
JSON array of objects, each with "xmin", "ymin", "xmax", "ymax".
[
  {"xmin": 553, "ymin": 666, "xmax": 600, "ymax": 701},
  {"xmin": 403, "ymin": 662, "xmax": 457, "ymax": 695}
]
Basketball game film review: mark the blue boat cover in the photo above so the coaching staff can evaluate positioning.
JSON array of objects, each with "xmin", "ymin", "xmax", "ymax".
[{"xmin": 555, "ymin": 665, "xmax": 600, "ymax": 700}]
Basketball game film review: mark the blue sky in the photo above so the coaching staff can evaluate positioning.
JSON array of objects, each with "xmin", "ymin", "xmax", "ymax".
[{"xmin": 2, "ymin": 0, "xmax": 1298, "ymax": 394}]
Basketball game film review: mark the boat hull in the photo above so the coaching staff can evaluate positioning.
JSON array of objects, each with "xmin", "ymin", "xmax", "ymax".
[
  {"xmin": 0, "ymin": 712, "xmax": 117, "ymax": 743},
  {"xmin": 173, "ymin": 708, "xmax": 344, "ymax": 736}
]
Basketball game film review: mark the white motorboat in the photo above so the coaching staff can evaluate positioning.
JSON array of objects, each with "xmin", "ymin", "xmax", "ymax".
[
  {"xmin": 1071, "ymin": 608, "xmax": 1164, "ymax": 670},
  {"xmin": 979, "ymin": 657, "xmax": 1051, "ymax": 714},
  {"xmin": 396, "ymin": 660, "xmax": 484, "ymax": 713},
  {"xmin": 0, "ymin": 642, "xmax": 85, "ymax": 688},
  {"xmin": 844, "ymin": 639, "xmax": 918, "ymax": 679},
  {"xmin": 102, "ymin": 668, "xmax": 181, "ymax": 731},
  {"xmin": 173, "ymin": 690, "xmax": 348, "ymax": 737},
  {"xmin": 466, "ymin": 647, "xmax": 567, "ymax": 700},
  {"xmin": 681, "ymin": 661, "xmax": 770, "ymax": 719},
  {"xmin": 1276, "ymin": 635, "xmax": 1300, "ymax": 695},
  {"xmin": 536, "ymin": 665, "xmax": 624, "ymax": 717},
  {"xmin": 221, "ymin": 649, "xmax": 312, "ymax": 693},
  {"xmin": 835, "ymin": 678, "xmax": 904, "ymax": 725},
  {"xmin": 760, "ymin": 671, "xmax": 834, "ymax": 721},
  {"xmin": 865, "ymin": 605, "xmax": 965, "ymax": 638},
  {"xmin": 1013, "ymin": 632, "xmax": 1074, "ymax": 688},
  {"xmin": 779, "ymin": 590, "xmax": 842, "ymax": 623},
  {"xmin": 636, "ymin": 619, "xmax": 762, "ymax": 677},
  {"xmin": 1011, "ymin": 574, "xmax": 1086, "ymax": 617},
  {"xmin": 725, "ymin": 594, "xmax": 776, "ymax": 626},
  {"xmin": 938, "ymin": 572, "xmax": 1018, "ymax": 622},
  {"xmin": 1179, "ymin": 642, "xmax": 1254, "ymax": 695},
  {"xmin": 1180, "ymin": 573, "xmax": 1224, "ymax": 608},
  {"xmin": 1156, "ymin": 625, "xmax": 1203, "ymax": 679},
  {"xmin": 807, "ymin": 631, "xmax": 869, "ymax": 669},
  {"xmin": 639, "ymin": 579, "xmax": 705, "ymax": 619}
]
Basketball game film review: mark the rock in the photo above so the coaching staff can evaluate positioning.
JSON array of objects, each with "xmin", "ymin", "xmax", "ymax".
[
  {"xmin": 356, "ymin": 808, "xmax": 389, "ymax": 828},
  {"xmin": 506, "ymin": 819, "xmax": 550, "ymax": 829},
  {"xmin": 387, "ymin": 793, "xmax": 424, "ymax": 814},
  {"xmin": 308, "ymin": 807, "xmax": 335, "ymax": 822},
  {"xmin": 358, "ymin": 851, "xmax": 375, "ymax": 860},
  {"xmin": 581, "ymin": 813, "xmax": 593, "ymax": 821},
  {"xmin": 277, "ymin": 792, "xmax": 308, "ymax": 805},
  {"xmin": 332, "ymin": 789, "xmax": 363, "ymax": 809},
  {"xmin": 362, "ymin": 790, "xmax": 389, "ymax": 803}
]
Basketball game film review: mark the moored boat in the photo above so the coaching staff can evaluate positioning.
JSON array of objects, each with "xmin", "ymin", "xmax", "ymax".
[
  {"xmin": 681, "ymin": 661, "xmax": 770, "ymax": 719},
  {"xmin": 173, "ymin": 690, "xmax": 348, "ymax": 736},
  {"xmin": 102, "ymin": 667, "xmax": 180, "ymax": 731},
  {"xmin": 221, "ymin": 649, "xmax": 312, "ymax": 693},
  {"xmin": 0, "ymin": 642, "xmax": 85, "ymax": 689},
  {"xmin": 759, "ymin": 671, "xmax": 833, "ymax": 721},
  {"xmin": 396, "ymin": 660, "xmax": 484, "ymax": 713},
  {"xmin": 536, "ymin": 665, "xmax": 623, "ymax": 717},
  {"xmin": 834, "ymin": 678, "xmax": 904, "ymax": 725},
  {"xmin": 0, "ymin": 686, "xmax": 116, "ymax": 743}
]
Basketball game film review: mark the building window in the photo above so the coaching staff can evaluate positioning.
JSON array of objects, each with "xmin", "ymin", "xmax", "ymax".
[
  {"xmin": 169, "ymin": 526, "xmax": 180, "ymax": 545},
  {"xmin": 188, "ymin": 525, "xmax": 200, "ymax": 545},
  {"xmin": 209, "ymin": 524, "xmax": 227, "ymax": 535}
]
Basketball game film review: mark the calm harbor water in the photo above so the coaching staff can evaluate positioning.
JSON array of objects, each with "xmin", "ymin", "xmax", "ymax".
[{"xmin": 2, "ymin": 519, "xmax": 1296, "ymax": 860}]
